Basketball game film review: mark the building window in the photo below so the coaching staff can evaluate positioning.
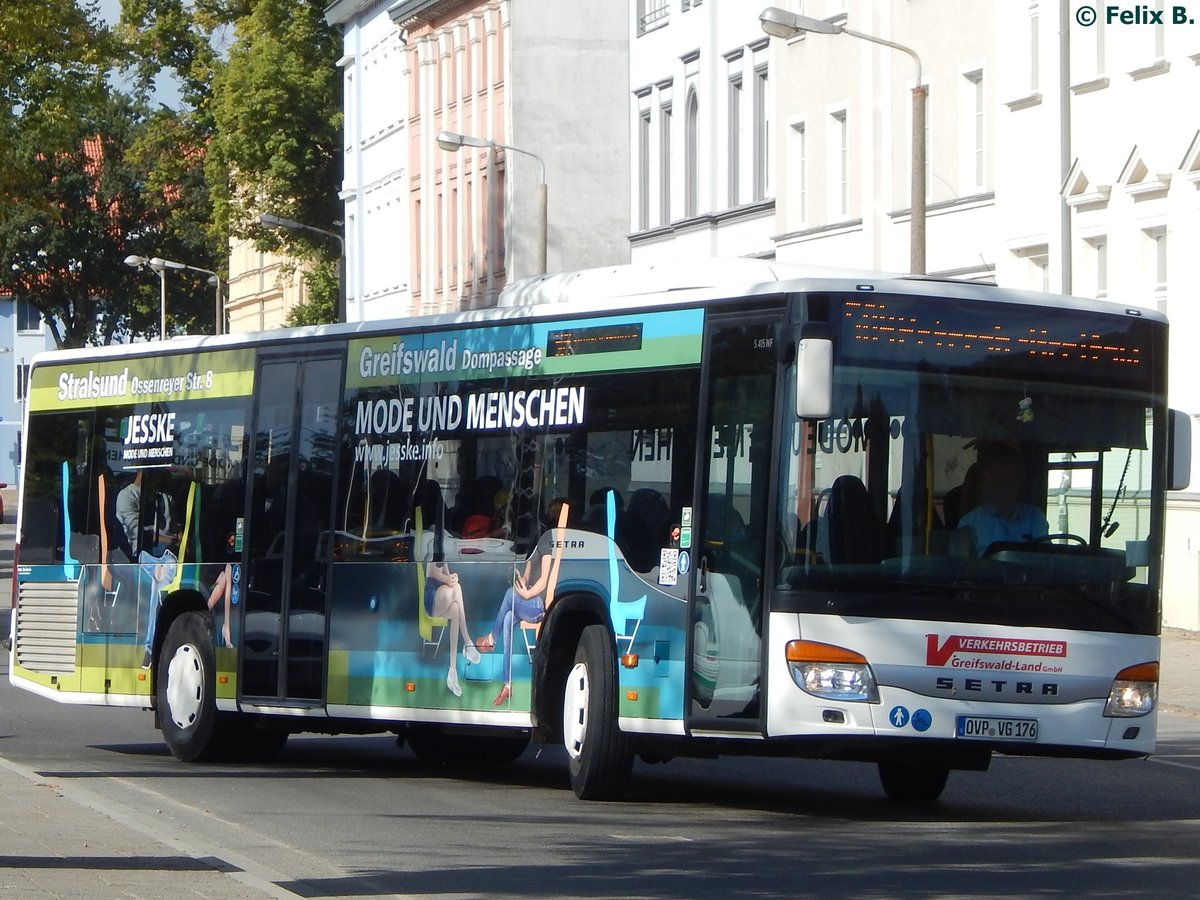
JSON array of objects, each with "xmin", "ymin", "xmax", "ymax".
[
  {"xmin": 1089, "ymin": 236, "xmax": 1108, "ymax": 298},
  {"xmin": 637, "ymin": 0, "xmax": 669, "ymax": 36},
  {"xmin": 964, "ymin": 70, "xmax": 984, "ymax": 189},
  {"xmin": 638, "ymin": 108, "xmax": 652, "ymax": 231},
  {"xmin": 1029, "ymin": 3, "xmax": 1040, "ymax": 92},
  {"xmin": 685, "ymin": 89, "xmax": 699, "ymax": 217},
  {"xmin": 753, "ymin": 66, "xmax": 769, "ymax": 201},
  {"xmin": 831, "ymin": 109, "xmax": 848, "ymax": 218},
  {"xmin": 1146, "ymin": 227, "xmax": 1167, "ymax": 310},
  {"xmin": 660, "ymin": 104, "xmax": 672, "ymax": 225},
  {"xmin": 728, "ymin": 75, "xmax": 742, "ymax": 208},
  {"xmin": 1014, "ymin": 244, "xmax": 1049, "ymax": 292},
  {"xmin": 16, "ymin": 299, "xmax": 40, "ymax": 332},
  {"xmin": 789, "ymin": 121, "xmax": 806, "ymax": 224},
  {"xmin": 16, "ymin": 363, "xmax": 29, "ymax": 403}
]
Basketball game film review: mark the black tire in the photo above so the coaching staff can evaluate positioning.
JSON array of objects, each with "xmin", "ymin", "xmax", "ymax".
[
  {"xmin": 563, "ymin": 623, "xmax": 632, "ymax": 800},
  {"xmin": 407, "ymin": 725, "xmax": 531, "ymax": 766},
  {"xmin": 157, "ymin": 612, "xmax": 223, "ymax": 762},
  {"xmin": 878, "ymin": 760, "xmax": 950, "ymax": 802}
]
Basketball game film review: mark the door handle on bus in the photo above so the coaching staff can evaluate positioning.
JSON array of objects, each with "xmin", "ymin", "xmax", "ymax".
[{"xmin": 698, "ymin": 555, "xmax": 708, "ymax": 595}]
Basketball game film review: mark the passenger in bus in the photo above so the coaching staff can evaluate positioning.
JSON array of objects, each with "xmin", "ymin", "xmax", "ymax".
[
  {"xmin": 621, "ymin": 488, "xmax": 671, "ymax": 572},
  {"xmin": 457, "ymin": 476, "xmax": 507, "ymax": 538},
  {"xmin": 117, "ymin": 469, "xmax": 176, "ymax": 555},
  {"xmin": 424, "ymin": 560, "xmax": 481, "ymax": 697},
  {"xmin": 580, "ymin": 487, "xmax": 623, "ymax": 535},
  {"xmin": 958, "ymin": 457, "xmax": 1048, "ymax": 555},
  {"xmin": 542, "ymin": 496, "xmax": 572, "ymax": 530}
]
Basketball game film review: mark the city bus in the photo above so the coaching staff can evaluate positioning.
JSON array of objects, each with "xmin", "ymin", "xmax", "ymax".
[{"xmin": 8, "ymin": 259, "xmax": 1190, "ymax": 802}]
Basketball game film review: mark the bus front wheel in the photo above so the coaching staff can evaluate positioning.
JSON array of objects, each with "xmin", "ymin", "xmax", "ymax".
[
  {"xmin": 562, "ymin": 624, "xmax": 632, "ymax": 800},
  {"xmin": 158, "ymin": 612, "xmax": 221, "ymax": 762},
  {"xmin": 878, "ymin": 760, "xmax": 950, "ymax": 802}
]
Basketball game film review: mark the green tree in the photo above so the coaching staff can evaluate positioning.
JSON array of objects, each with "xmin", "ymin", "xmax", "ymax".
[
  {"xmin": 0, "ymin": 2, "xmax": 218, "ymax": 346},
  {"xmin": 286, "ymin": 259, "xmax": 338, "ymax": 328},
  {"xmin": 124, "ymin": 0, "xmax": 344, "ymax": 326},
  {"xmin": 0, "ymin": 0, "xmax": 111, "ymax": 218},
  {"xmin": 207, "ymin": 0, "xmax": 342, "ymax": 322},
  {"xmin": 0, "ymin": 91, "xmax": 215, "ymax": 346}
]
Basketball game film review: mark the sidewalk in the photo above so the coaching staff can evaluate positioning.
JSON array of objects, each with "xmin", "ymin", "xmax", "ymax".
[
  {"xmin": 1159, "ymin": 626, "xmax": 1200, "ymax": 717},
  {"xmin": 0, "ymin": 756, "xmax": 287, "ymax": 898}
]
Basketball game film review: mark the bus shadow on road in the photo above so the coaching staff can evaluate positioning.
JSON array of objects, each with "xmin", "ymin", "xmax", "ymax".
[{"xmin": 59, "ymin": 730, "xmax": 1200, "ymax": 826}]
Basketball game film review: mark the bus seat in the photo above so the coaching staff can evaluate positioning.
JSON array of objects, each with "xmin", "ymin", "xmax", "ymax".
[{"xmin": 826, "ymin": 475, "xmax": 887, "ymax": 565}]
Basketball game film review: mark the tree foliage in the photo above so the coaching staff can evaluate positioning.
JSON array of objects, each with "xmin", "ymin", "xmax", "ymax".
[
  {"xmin": 0, "ymin": 1, "xmax": 216, "ymax": 346},
  {"xmin": 127, "ymin": 0, "xmax": 344, "ymax": 325},
  {"xmin": 0, "ymin": 0, "xmax": 343, "ymax": 347},
  {"xmin": 207, "ymin": 0, "xmax": 342, "ymax": 254},
  {"xmin": 287, "ymin": 259, "xmax": 338, "ymax": 328}
]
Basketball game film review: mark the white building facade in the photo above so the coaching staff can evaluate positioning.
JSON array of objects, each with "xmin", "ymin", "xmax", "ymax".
[
  {"xmin": 629, "ymin": 0, "xmax": 776, "ymax": 262},
  {"xmin": 325, "ymin": 0, "xmax": 629, "ymax": 318}
]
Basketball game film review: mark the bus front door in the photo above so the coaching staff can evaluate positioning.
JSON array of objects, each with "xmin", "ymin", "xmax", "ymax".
[
  {"xmin": 240, "ymin": 355, "xmax": 342, "ymax": 704},
  {"xmin": 688, "ymin": 312, "xmax": 781, "ymax": 732}
]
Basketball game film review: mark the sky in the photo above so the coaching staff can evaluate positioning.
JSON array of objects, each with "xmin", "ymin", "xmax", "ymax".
[{"xmin": 96, "ymin": 0, "xmax": 184, "ymax": 108}]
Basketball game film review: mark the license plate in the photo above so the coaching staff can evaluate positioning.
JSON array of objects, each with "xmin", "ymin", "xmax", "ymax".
[{"xmin": 956, "ymin": 715, "xmax": 1038, "ymax": 742}]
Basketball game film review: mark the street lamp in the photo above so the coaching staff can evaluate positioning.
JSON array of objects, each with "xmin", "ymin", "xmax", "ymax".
[
  {"xmin": 760, "ymin": 8, "xmax": 926, "ymax": 275},
  {"xmin": 125, "ymin": 255, "xmax": 224, "ymax": 338},
  {"xmin": 436, "ymin": 130, "xmax": 548, "ymax": 276},
  {"xmin": 124, "ymin": 254, "xmax": 169, "ymax": 339},
  {"xmin": 258, "ymin": 213, "xmax": 347, "ymax": 324}
]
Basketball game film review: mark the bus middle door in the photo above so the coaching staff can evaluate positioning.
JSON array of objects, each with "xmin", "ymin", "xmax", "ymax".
[
  {"xmin": 240, "ymin": 354, "xmax": 342, "ymax": 705},
  {"xmin": 688, "ymin": 311, "xmax": 782, "ymax": 733}
]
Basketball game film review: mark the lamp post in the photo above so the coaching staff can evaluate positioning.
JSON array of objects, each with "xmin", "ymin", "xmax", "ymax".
[
  {"xmin": 124, "ymin": 254, "xmax": 169, "ymax": 339},
  {"xmin": 436, "ymin": 130, "xmax": 548, "ymax": 276},
  {"xmin": 760, "ymin": 8, "xmax": 926, "ymax": 275},
  {"xmin": 125, "ymin": 255, "xmax": 224, "ymax": 338},
  {"xmin": 258, "ymin": 213, "xmax": 347, "ymax": 324}
]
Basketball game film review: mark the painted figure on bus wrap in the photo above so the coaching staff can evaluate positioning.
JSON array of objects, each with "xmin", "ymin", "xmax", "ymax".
[
  {"xmin": 424, "ymin": 560, "xmax": 481, "ymax": 697},
  {"xmin": 475, "ymin": 500, "xmax": 569, "ymax": 707},
  {"xmin": 205, "ymin": 562, "xmax": 239, "ymax": 649},
  {"xmin": 138, "ymin": 548, "xmax": 178, "ymax": 669}
]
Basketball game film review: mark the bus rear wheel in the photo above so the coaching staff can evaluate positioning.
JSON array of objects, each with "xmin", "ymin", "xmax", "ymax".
[
  {"xmin": 878, "ymin": 760, "xmax": 950, "ymax": 802},
  {"xmin": 562, "ymin": 624, "xmax": 632, "ymax": 800},
  {"xmin": 158, "ymin": 612, "xmax": 222, "ymax": 762}
]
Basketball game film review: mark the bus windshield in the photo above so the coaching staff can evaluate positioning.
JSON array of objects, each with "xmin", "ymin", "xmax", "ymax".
[{"xmin": 776, "ymin": 292, "xmax": 1166, "ymax": 635}]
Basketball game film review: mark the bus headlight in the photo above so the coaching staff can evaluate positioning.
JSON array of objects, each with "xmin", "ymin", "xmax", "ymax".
[
  {"xmin": 1104, "ymin": 662, "xmax": 1158, "ymax": 717},
  {"xmin": 786, "ymin": 640, "xmax": 879, "ymax": 702}
]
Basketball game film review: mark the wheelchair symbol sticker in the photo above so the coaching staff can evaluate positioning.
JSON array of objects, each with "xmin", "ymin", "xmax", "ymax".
[{"xmin": 911, "ymin": 709, "xmax": 932, "ymax": 732}]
